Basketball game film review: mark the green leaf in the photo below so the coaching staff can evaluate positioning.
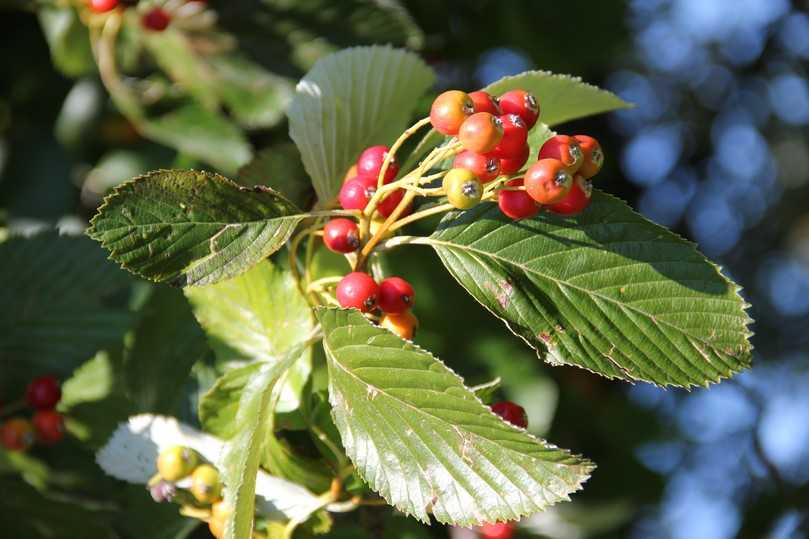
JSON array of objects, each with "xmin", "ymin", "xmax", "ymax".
[
  {"xmin": 0, "ymin": 232, "xmax": 132, "ymax": 382},
  {"xmin": 317, "ymin": 307, "xmax": 592, "ymax": 526},
  {"xmin": 421, "ymin": 193, "xmax": 753, "ymax": 387},
  {"xmin": 483, "ymin": 71, "xmax": 632, "ymax": 127},
  {"xmin": 208, "ymin": 55, "xmax": 295, "ymax": 130},
  {"xmin": 470, "ymin": 377, "xmax": 502, "ymax": 404},
  {"xmin": 221, "ymin": 343, "xmax": 311, "ymax": 539},
  {"xmin": 199, "ymin": 363, "xmax": 260, "ymax": 439},
  {"xmin": 124, "ymin": 287, "xmax": 209, "ymax": 413},
  {"xmin": 263, "ymin": 432, "xmax": 333, "ymax": 494},
  {"xmin": 142, "ymin": 102, "xmax": 252, "ymax": 175},
  {"xmin": 38, "ymin": 7, "xmax": 94, "ymax": 77},
  {"xmin": 238, "ymin": 144, "xmax": 314, "ymax": 211},
  {"xmin": 287, "ymin": 45, "xmax": 434, "ymax": 202},
  {"xmin": 89, "ymin": 170, "xmax": 306, "ymax": 286}
]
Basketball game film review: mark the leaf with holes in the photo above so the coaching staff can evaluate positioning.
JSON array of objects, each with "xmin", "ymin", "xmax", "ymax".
[
  {"xmin": 317, "ymin": 307, "xmax": 592, "ymax": 526},
  {"xmin": 417, "ymin": 193, "xmax": 752, "ymax": 388},
  {"xmin": 88, "ymin": 170, "xmax": 306, "ymax": 287},
  {"xmin": 287, "ymin": 45, "xmax": 434, "ymax": 202}
]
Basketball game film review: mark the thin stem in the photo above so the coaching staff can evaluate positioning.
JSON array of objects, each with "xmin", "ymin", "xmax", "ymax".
[
  {"xmin": 358, "ymin": 190, "xmax": 416, "ymax": 265},
  {"xmin": 283, "ymin": 479, "xmax": 341, "ymax": 539},
  {"xmin": 388, "ymin": 202, "xmax": 455, "ymax": 232},
  {"xmin": 307, "ymin": 276, "xmax": 343, "ymax": 292},
  {"xmin": 375, "ymin": 117, "xmax": 432, "ymax": 190}
]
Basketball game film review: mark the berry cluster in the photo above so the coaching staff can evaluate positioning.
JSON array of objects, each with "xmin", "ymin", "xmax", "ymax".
[
  {"xmin": 308, "ymin": 89, "xmax": 603, "ymax": 343},
  {"xmin": 335, "ymin": 273, "xmax": 418, "ymax": 340},
  {"xmin": 431, "ymin": 88, "xmax": 604, "ymax": 219},
  {"xmin": 151, "ymin": 445, "xmax": 227, "ymax": 538},
  {"xmin": 0, "ymin": 375, "xmax": 65, "ymax": 451}
]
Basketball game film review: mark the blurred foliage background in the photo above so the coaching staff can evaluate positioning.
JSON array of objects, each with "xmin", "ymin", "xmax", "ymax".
[{"xmin": 1, "ymin": 0, "xmax": 808, "ymax": 538}]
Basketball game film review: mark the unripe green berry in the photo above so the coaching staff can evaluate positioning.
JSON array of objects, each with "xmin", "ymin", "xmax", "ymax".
[
  {"xmin": 444, "ymin": 168, "xmax": 483, "ymax": 210},
  {"xmin": 157, "ymin": 445, "xmax": 199, "ymax": 481}
]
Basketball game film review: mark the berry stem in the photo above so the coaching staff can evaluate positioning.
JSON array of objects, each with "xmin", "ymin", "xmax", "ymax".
[
  {"xmin": 387, "ymin": 202, "xmax": 455, "ymax": 232},
  {"xmin": 375, "ymin": 116, "xmax": 432, "ymax": 191},
  {"xmin": 357, "ymin": 189, "xmax": 416, "ymax": 266}
]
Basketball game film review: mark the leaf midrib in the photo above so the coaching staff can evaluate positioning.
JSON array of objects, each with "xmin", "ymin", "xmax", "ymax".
[
  {"xmin": 95, "ymin": 214, "xmax": 303, "ymax": 234},
  {"xmin": 420, "ymin": 236, "xmax": 746, "ymax": 359}
]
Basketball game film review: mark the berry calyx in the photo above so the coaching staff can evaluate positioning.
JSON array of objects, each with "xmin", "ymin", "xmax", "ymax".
[
  {"xmin": 538, "ymin": 135, "xmax": 583, "ymax": 173},
  {"xmin": 338, "ymin": 175, "xmax": 376, "ymax": 210},
  {"xmin": 380, "ymin": 311, "xmax": 418, "ymax": 340},
  {"xmin": 497, "ymin": 144, "xmax": 529, "ymax": 175},
  {"xmin": 491, "ymin": 114, "xmax": 528, "ymax": 158},
  {"xmin": 0, "ymin": 418, "xmax": 35, "ymax": 451},
  {"xmin": 524, "ymin": 159, "xmax": 573, "ymax": 204},
  {"xmin": 32, "ymin": 410, "xmax": 65, "ymax": 445},
  {"xmin": 378, "ymin": 277, "xmax": 415, "ymax": 314},
  {"xmin": 573, "ymin": 135, "xmax": 604, "ymax": 179},
  {"xmin": 498, "ymin": 89, "xmax": 540, "ymax": 129},
  {"xmin": 142, "ymin": 8, "xmax": 171, "ymax": 31},
  {"xmin": 157, "ymin": 445, "xmax": 199, "ymax": 481},
  {"xmin": 357, "ymin": 145, "xmax": 399, "ymax": 183},
  {"xmin": 480, "ymin": 522, "xmax": 516, "ymax": 539},
  {"xmin": 323, "ymin": 219, "xmax": 360, "ymax": 253},
  {"xmin": 443, "ymin": 168, "xmax": 483, "ymax": 210},
  {"xmin": 89, "ymin": 0, "xmax": 119, "ymax": 12},
  {"xmin": 454, "ymin": 150, "xmax": 501, "ymax": 183},
  {"xmin": 548, "ymin": 176, "xmax": 593, "ymax": 215},
  {"xmin": 190, "ymin": 464, "xmax": 222, "ymax": 504},
  {"xmin": 430, "ymin": 90, "xmax": 474, "ymax": 135},
  {"xmin": 498, "ymin": 178, "xmax": 539, "ymax": 220},
  {"xmin": 458, "ymin": 112, "xmax": 503, "ymax": 154},
  {"xmin": 26, "ymin": 375, "xmax": 61, "ymax": 410},
  {"xmin": 491, "ymin": 401, "xmax": 528, "ymax": 429},
  {"xmin": 469, "ymin": 90, "xmax": 501, "ymax": 115},
  {"xmin": 336, "ymin": 272, "xmax": 379, "ymax": 312}
]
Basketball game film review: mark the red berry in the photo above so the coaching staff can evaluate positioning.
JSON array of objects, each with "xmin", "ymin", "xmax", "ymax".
[
  {"xmin": 548, "ymin": 176, "xmax": 593, "ymax": 215},
  {"xmin": 357, "ymin": 145, "xmax": 398, "ymax": 183},
  {"xmin": 498, "ymin": 89, "xmax": 539, "ymax": 129},
  {"xmin": 336, "ymin": 272, "xmax": 379, "ymax": 312},
  {"xmin": 498, "ymin": 178, "xmax": 539, "ymax": 220},
  {"xmin": 538, "ymin": 135, "xmax": 583, "ymax": 174},
  {"xmin": 480, "ymin": 522, "xmax": 515, "ymax": 539},
  {"xmin": 573, "ymin": 135, "xmax": 604, "ymax": 179},
  {"xmin": 0, "ymin": 418, "xmax": 35, "ymax": 451},
  {"xmin": 142, "ymin": 8, "xmax": 171, "ymax": 31},
  {"xmin": 524, "ymin": 159, "xmax": 573, "ymax": 204},
  {"xmin": 377, "ymin": 188, "xmax": 410, "ymax": 218},
  {"xmin": 338, "ymin": 175, "xmax": 376, "ymax": 210},
  {"xmin": 491, "ymin": 114, "xmax": 528, "ymax": 158},
  {"xmin": 491, "ymin": 401, "xmax": 528, "ymax": 429},
  {"xmin": 453, "ymin": 151, "xmax": 501, "ymax": 183},
  {"xmin": 458, "ymin": 112, "xmax": 503, "ymax": 154},
  {"xmin": 430, "ymin": 90, "xmax": 474, "ymax": 135},
  {"xmin": 323, "ymin": 219, "xmax": 360, "ymax": 253},
  {"xmin": 26, "ymin": 375, "xmax": 61, "ymax": 410},
  {"xmin": 469, "ymin": 90, "xmax": 501, "ymax": 115},
  {"xmin": 89, "ymin": 0, "xmax": 119, "ymax": 12},
  {"xmin": 378, "ymin": 277, "xmax": 415, "ymax": 314},
  {"xmin": 497, "ymin": 144, "xmax": 529, "ymax": 175},
  {"xmin": 32, "ymin": 410, "xmax": 65, "ymax": 445}
]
